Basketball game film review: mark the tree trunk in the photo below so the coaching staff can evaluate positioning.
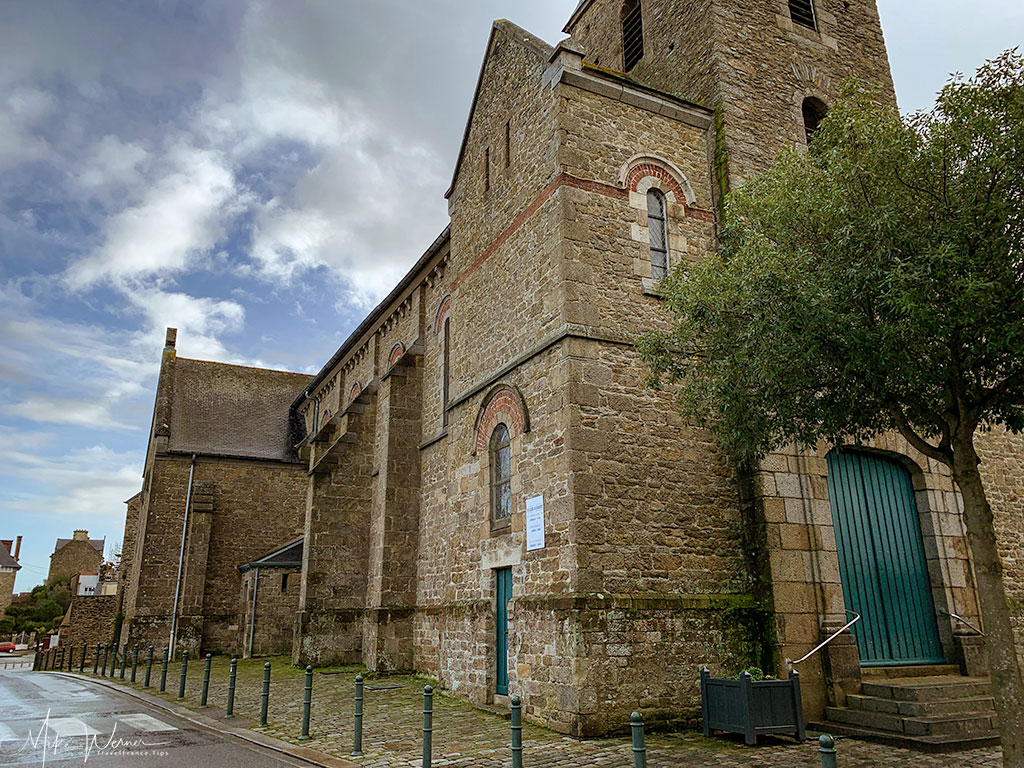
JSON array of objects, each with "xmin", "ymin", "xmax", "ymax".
[{"xmin": 953, "ymin": 436, "xmax": 1024, "ymax": 767}]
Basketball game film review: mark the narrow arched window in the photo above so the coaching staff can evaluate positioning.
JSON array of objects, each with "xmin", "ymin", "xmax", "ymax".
[
  {"xmin": 802, "ymin": 97, "xmax": 828, "ymax": 144},
  {"xmin": 490, "ymin": 424, "xmax": 511, "ymax": 525},
  {"xmin": 442, "ymin": 318, "xmax": 450, "ymax": 426},
  {"xmin": 647, "ymin": 188, "xmax": 668, "ymax": 280},
  {"xmin": 622, "ymin": 0, "xmax": 644, "ymax": 72}
]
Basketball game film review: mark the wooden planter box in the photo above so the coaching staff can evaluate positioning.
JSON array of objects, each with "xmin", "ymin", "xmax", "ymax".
[{"xmin": 700, "ymin": 667, "xmax": 806, "ymax": 746}]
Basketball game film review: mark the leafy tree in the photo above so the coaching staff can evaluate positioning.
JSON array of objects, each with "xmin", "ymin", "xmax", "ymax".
[
  {"xmin": 639, "ymin": 51, "xmax": 1024, "ymax": 763},
  {"xmin": 2, "ymin": 581, "xmax": 71, "ymax": 635}
]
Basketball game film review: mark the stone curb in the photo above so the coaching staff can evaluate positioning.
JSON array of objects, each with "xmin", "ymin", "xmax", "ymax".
[{"xmin": 51, "ymin": 672, "xmax": 358, "ymax": 768}]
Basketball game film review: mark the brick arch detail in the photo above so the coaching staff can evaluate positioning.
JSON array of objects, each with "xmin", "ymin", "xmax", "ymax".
[
  {"xmin": 620, "ymin": 154, "xmax": 696, "ymax": 206},
  {"xmin": 434, "ymin": 295, "xmax": 451, "ymax": 335},
  {"xmin": 349, "ymin": 382, "xmax": 362, "ymax": 403},
  {"xmin": 320, "ymin": 409, "xmax": 333, "ymax": 428},
  {"xmin": 473, "ymin": 384, "xmax": 530, "ymax": 455},
  {"xmin": 388, "ymin": 342, "xmax": 406, "ymax": 367}
]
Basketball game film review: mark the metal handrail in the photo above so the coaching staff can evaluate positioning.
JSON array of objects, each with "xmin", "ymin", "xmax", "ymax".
[
  {"xmin": 788, "ymin": 611, "xmax": 861, "ymax": 669},
  {"xmin": 940, "ymin": 609, "xmax": 984, "ymax": 636}
]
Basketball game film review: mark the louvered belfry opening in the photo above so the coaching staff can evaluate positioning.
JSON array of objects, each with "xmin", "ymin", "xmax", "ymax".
[
  {"xmin": 622, "ymin": 0, "xmax": 644, "ymax": 72},
  {"xmin": 789, "ymin": 0, "xmax": 816, "ymax": 29}
]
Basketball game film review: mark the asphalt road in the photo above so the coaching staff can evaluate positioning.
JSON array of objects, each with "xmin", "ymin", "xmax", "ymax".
[{"xmin": 0, "ymin": 663, "xmax": 311, "ymax": 768}]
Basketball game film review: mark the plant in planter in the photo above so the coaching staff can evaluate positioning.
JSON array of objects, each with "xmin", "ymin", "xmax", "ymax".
[{"xmin": 700, "ymin": 667, "xmax": 805, "ymax": 746}]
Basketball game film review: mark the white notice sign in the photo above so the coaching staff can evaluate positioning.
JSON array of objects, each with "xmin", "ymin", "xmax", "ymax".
[{"xmin": 525, "ymin": 494, "xmax": 545, "ymax": 551}]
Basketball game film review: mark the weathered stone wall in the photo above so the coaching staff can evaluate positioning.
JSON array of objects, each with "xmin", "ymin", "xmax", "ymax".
[
  {"xmin": 61, "ymin": 595, "xmax": 120, "ymax": 649},
  {"xmin": 48, "ymin": 538, "xmax": 103, "ymax": 587},
  {"xmin": 0, "ymin": 569, "xmax": 16, "ymax": 616},
  {"xmin": 240, "ymin": 567, "xmax": 301, "ymax": 657},
  {"xmin": 119, "ymin": 493, "xmax": 141, "ymax": 602}
]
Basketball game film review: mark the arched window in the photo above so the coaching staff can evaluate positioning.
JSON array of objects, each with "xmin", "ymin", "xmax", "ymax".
[
  {"xmin": 647, "ymin": 188, "xmax": 668, "ymax": 280},
  {"xmin": 490, "ymin": 424, "xmax": 512, "ymax": 526},
  {"xmin": 802, "ymin": 97, "xmax": 828, "ymax": 144},
  {"xmin": 622, "ymin": 0, "xmax": 644, "ymax": 72}
]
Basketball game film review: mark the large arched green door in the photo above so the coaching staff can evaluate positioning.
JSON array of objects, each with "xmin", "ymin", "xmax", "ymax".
[{"xmin": 826, "ymin": 450, "xmax": 944, "ymax": 666}]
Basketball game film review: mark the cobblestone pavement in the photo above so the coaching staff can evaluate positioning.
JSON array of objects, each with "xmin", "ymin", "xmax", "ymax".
[{"xmin": 72, "ymin": 654, "xmax": 1002, "ymax": 767}]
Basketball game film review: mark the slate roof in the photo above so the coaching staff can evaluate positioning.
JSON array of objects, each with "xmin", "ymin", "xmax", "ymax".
[
  {"xmin": 54, "ymin": 538, "xmax": 104, "ymax": 554},
  {"xmin": 238, "ymin": 538, "xmax": 303, "ymax": 572},
  {"xmin": 168, "ymin": 358, "xmax": 312, "ymax": 462},
  {"xmin": 0, "ymin": 548, "xmax": 19, "ymax": 570}
]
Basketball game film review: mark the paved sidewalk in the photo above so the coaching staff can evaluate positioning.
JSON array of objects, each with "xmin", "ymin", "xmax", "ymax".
[{"xmin": 66, "ymin": 654, "xmax": 1002, "ymax": 767}]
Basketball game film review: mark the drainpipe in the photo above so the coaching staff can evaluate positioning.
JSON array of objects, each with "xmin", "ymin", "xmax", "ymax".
[
  {"xmin": 248, "ymin": 568, "xmax": 259, "ymax": 657},
  {"xmin": 169, "ymin": 454, "xmax": 197, "ymax": 657}
]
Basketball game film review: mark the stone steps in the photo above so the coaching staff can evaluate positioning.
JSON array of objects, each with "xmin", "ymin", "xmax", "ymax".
[
  {"xmin": 814, "ymin": 673, "xmax": 1000, "ymax": 752},
  {"xmin": 860, "ymin": 664, "xmax": 962, "ymax": 679}
]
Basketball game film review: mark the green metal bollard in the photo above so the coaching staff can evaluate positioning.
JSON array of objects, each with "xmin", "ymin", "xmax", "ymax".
[
  {"xmin": 225, "ymin": 657, "xmax": 237, "ymax": 718},
  {"xmin": 131, "ymin": 645, "xmax": 139, "ymax": 683},
  {"xmin": 259, "ymin": 662, "xmax": 271, "ymax": 727},
  {"xmin": 819, "ymin": 734, "xmax": 837, "ymax": 768},
  {"xmin": 144, "ymin": 646, "xmax": 154, "ymax": 688},
  {"xmin": 510, "ymin": 695, "xmax": 523, "ymax": 768},
  {"xmin": 108, "ymin": 645, "xmax": 117, "ymax": 677},
  {"xmin": 351, "ymin": 675, "xmax": 364, "ymax": 756},
  {"xmin": 93, "ymin": 643, "xmax": 101, "ymax": 674},
  {"xmin": 79, "ymin": 644, "xmax": 87, "ymax": 673},
  {"xmin": 631, "ymin": 712, "xmax": 647, "ymax": 768},
  {"xmin": 100, "ymin": 646, "xmax": 108, "ymax": 676},
  {"xmin": 299, "ymin": 665, "xmax": 313, "ymax": 740},
  {"xmin": 177, "ymin": 650, "xmax": 189, "ymax": 700},
  {"xmin": 159, "ymin": 648, "xmax": 169, "ymax": 693},
  {"xmin": 422, "ymin": 685, "xmax": 433, "ymax": 768},
  {"xmin": 200, "ymin": 654, "xmax": 212, "ymax": 707},
  {"xmin": 66, "ymin": 645, "xmax": 72, "ymax": 671},
  {"xmin": 119, "ymin": 643, "xmax": 127, "ymax": 679}
]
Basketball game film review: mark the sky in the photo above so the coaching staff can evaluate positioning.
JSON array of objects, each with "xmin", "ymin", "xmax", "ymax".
[{"xmin": 1, "ymin": 0, "xmax": 1021, "ymax": 592}]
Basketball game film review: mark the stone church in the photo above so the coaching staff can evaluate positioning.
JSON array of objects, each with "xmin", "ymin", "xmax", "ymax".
[{"xmin": 121, "ymin": 0, "xmax": 1024, "ymax": 746}]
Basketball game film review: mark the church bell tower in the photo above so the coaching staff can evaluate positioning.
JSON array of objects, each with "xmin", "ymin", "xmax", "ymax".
[{"xmin": 563, "ymin": 0, "xmax": 897, "ymax": 191}]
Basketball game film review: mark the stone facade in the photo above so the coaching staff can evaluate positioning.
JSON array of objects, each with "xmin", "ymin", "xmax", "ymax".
[
  {"xmin": 119, "ymin": 329, "xmax": 310, "ymax": 657},
  {"xmin": 58, "ymin": 594, "xmax": 120, "ymax": 649},
  {"xmin": 47, "ymin": 530, "xmax": 103, "ymax": 587},
  {"xmin": 239, "ymin": 540, "xmax": 302, "ymax": 658},
  {"xmin": 0, "ymin": 537, "xmax": 21, "ymax": 615}
]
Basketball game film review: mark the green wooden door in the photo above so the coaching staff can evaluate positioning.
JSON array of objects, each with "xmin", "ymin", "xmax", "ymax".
[
  {"xmin": 826, "ymin": 450, "xmax": 944, "ymax": 666},
  {"xmin": 495, "ymin": 567, "xmax": 512, "ymax": 695}
]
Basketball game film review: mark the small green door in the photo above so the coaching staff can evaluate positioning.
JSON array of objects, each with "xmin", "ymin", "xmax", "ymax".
[
  {"xmin": 495, "ymin": 567, "xmax": 512, "ymax": 695},
  {"xmin": 827, "ymin": 450, "xmax": 944, "ymax": 666}
]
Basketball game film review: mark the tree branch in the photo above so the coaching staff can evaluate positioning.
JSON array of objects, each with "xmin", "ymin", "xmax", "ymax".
[{"xmin": 886, "ymin": 399, "xmax": 954, "ymax": 465}]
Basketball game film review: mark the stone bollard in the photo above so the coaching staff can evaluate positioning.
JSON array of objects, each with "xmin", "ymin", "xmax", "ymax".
[
  {"xmin": 119, "ymin": 643, "xmax": 127, "ymax": 679},
  {"xmin": 422, "ymin": 685, "xmax": 434, "ymax": 768},
  {"xmin": 510, "ymin": 695, "xmax": 523, "ymax": 768},
  {"xmin": 131, "ymin": 645, "xmax": 139, "ymax": 683},
  {"xmin": 177, "ymin": 651, "xmax": 189, "ymax": 700},
  {"xmin": 300, "ymin": 665, "xmax": 313, "ymax": 740},
  {"xmin": 351, "ymin": 675, "xmax": 364, "ymax": 756},
  {"xmin": 631, "ymin": 712, "xmax": 647, "ymax": 768},
  {"xmin": 144, "ymin": 646, "xmax": 154, "ymax": 688},
  {"xmin": 79, "ymin": 644, "xmax": 87, "ymax": 673},
  {"xmin": 159, "ymin": 648, "xmax": 169, "ymax": 693},
  {"xmin": 819, "ymin": 734, "xmax": 837, "ymax": 768},
  {"xmin": 225, "ymin": 657, "xmax": 237, "ymax": 718},
  {"xmin": 93, "ymin": 643, "xmax": 101, "ymax": 674},
  {"xmin": 259, "ymin": 662, "xmax": 271, "ymax": 727},
  {"xmin": 200, "ymin": 654, "xmax": 212, "ymax": 707}
]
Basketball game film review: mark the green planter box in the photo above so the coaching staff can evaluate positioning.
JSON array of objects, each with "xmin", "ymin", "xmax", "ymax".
[{"xmin": 700, "ymin": 667, "xmax": 806, "ymax": 746}]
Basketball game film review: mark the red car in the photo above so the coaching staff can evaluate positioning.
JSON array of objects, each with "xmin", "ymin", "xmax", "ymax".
[{"xmin": 0, "ymin": 642, "xmax": 16, "ymax": 653}]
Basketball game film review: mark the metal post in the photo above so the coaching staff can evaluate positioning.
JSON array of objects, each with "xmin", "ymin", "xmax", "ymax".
[
  {"xmin": 131, "ymin": 645, "xmax": 139, "ymax": 683},
  {"xmin": 159, "ymin": 648, "xmax": 169, "ymax": 693},
  {"xmin": 93, "ymin": 643, "xmax": 101, "ymax": 674},
  {"xmin": 351, "ymin": 675, "xmax": 364, "ymax": 756},
  {"xmin": 101, "ymin": 646, "xmax": 108, "ymax": 676},
  {"xmin": 225, "ymin": 657, "xmax": 237, "ymax": 718},
  {"xmin": 119, "ymin": 643, "xmax": 127, "ymax": 679},
  {"xmin": 66, "ymin": 645, "xmax": 72, "ymax": 671},
  {"xmin": 80, "ymin": 644, "xmax": 87, "ymax": 673},
  {"xmin": 510, "ymin": 695, "xmax": 523, "ymax": 768},
  {"xmin": 819, "ymin": 734, "xmax": 837, "ymax": 768},
  {"xmin": 144, "ymin": 646, "xmax": 154, "ymax": 688},
  {"xmin": 200, "ymin": 654, "xmax": 212, "ymax": 707},
  {"xmin": 177, "ymin": 650, "xmax": 189, "ymax": 700},
  {"xmin": 259, "ymin": 662, "xmax": 271, "ymax": 727},
  {"xmin": 631, "ymin": 712, "xmax": 647, "ymax": 768},
  {"xmin": 108, "ymin": 644, "xmax": 117, "ymax": 677},
  {"xmin": 422, "ymin": 685, "xmax": 433, "ymax": 768},
  {"xmin": 300, "ymin": 665, "xmax": 313, "ymax": 740}
]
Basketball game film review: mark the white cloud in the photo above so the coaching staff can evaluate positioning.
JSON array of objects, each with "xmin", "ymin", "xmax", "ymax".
[
  {"xmin": 65, "ymin": 144, "xmax": 239, "ymax": 288},
  {"xmin": 76, "ymin": 135, "xmax": 149, "ymax": 192}
]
